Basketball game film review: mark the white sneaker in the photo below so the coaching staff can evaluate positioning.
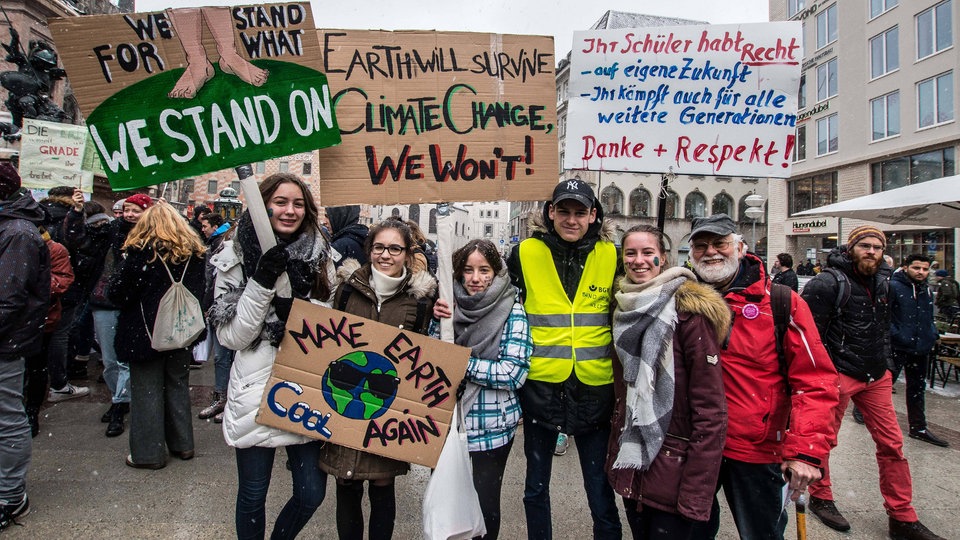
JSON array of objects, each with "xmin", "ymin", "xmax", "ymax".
[{"xmin": 48, "ymin": 383, "xmax": 90, "ymax": 402}]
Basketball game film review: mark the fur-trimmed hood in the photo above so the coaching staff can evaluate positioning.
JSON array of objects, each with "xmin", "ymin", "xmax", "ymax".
[
  {"xmin": 527, "ymin": 202, "xmax": 617, "ymax": 244},
  {"xmin": 674, "ymin": 279, "xmax": 732, "ymax": 340},
  {"xmin": 337, "ymin": 258, "xmax": 437, "ymax": 301}
]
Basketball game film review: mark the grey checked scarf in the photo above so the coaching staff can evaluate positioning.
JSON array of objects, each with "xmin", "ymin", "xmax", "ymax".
[{"xmin": 612, "ymin": 266, "xmax": 695, "ymax": 470}]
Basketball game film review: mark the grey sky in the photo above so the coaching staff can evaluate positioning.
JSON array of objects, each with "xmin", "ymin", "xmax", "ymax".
[{"xmin": 133, "ymin": 0, "xmax": 769, "ymax": 57}]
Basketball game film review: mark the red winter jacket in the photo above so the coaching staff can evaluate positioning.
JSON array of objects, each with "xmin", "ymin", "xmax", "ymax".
[
  {"xmin": 44, "ymin": 236, "xmax": 75, "ymax": 332},
  {"xmin": 717, "ymin": 253, "xmax": 838, "ymax": 468}
]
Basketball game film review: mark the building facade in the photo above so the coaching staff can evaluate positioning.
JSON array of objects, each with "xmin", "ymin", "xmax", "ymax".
[{"xmin": 770, "ymin": 0, "xmax": 959, "ymax": 269}]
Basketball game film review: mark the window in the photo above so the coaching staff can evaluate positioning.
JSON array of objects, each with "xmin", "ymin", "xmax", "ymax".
[
  {"xmin": 869, "ymin": 27, "xmax": 899, "ymax": 78},
  {"xmin": 559, "ymin": 152, "xmax": 564, "ymax": 172},
  {"xmin": 428, "ymin": 209, "xmax": 437, "ymax": 233},
  {"xmin": 794, "ymin": 125, "xmax": 807, "ymax": 161},
  {"xmin": 788, "ymin": 0, "xmax": 805, "ymax": 18},
  {"xmin": 255, "ymin": 162, "xmax": 265, "ymax": 174},
  {"xmin": 798, "ymin": 75, "xmax": 806, "ymax": 110},
  {"xmin": 279, "ymin": 161, "xmax": 289, "ymax": 173},
  {"xmin": 816, "ymin": 58, "xmax": 838, "ymax": 101},
  {"xmin": 302, "ymin": 162, "xmax": 312, "ymax": 176},
  {"xmin": 872, "ymin": 147, "xmax": 955, "ymax": 191},
  {"xmin": 816, "ymin": 3, "xmax": 838, "ymax": 49},
  {"xmin": 183, "ymin": 179, "xmax": 194, "ymax": 193},
  {"xmin": 789, "ymin": 172, "xmax": 838, "ymax": 215},
  {"xmin": 391, "ymin": 207, "xmax": 401, "ymax": 218},
  {"xmin": 230, "ymin": 180, "xmax": 241, "ymax": 192},
  {"xmin": 663, "ymin": 189, "xmax": 680, "ymax": 219},
  {"xmin": 684, "ymin": 192, "xmax": 707, "ymax": 219},
  {"xmin": 207, "ymin": 179, "xmax": 218, "ymax": 194},
  {"xmin": 917, "ymin": 1, "xmax": 953, "ymax": 60},
  {"xmin": 870, "ymin": 91, "xmax": 900, "ymax": 140},
  {"xmin": 629, "ymin": 188, "xmax": 651, "ymax": 217},
  {"xmin": 712, "ymin": 193, "xmax": 734, "ymax": 216},
  {"xmin": 917, "ymin": 71, "xmax": 954, "ymax": 128},
  {"xmin": 870, "ymin": 0, "xmax": 897, "ymax": 19},
  {"xmin": 409, "ymin": 204, "xmax": 420, "ymax": 224},
  {"xmin": 816, "ymin": 113, "xmax": 839, "ymax": 155},
  {"xmin": 484, "ymin": 224, "xmax": 494, "ymax": 237},
  {"xmin": 601, "ymin": 186, "xmax": 624, "ymax": 215}
]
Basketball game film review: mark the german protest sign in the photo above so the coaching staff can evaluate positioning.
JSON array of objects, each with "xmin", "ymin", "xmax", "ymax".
[
  {"xmin": 257, "ymin": 300, "xmax": 470, "ymax": 468},
  {"xmin": 18, "ymin": 118, "xmax": 95, "ymax": 192},
  {"xmin": 48, "ymin": 3, "xmax": 341, "ymax": 191},
  {"xmin": 315, "ymin": 30, "xmax": 559, "ymax": 206},
  {"xmin": 565, "ymin": 22, "xmax": 801, "ymax": 178}
]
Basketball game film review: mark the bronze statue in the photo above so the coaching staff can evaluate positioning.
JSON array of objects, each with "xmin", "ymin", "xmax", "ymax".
[{"xmin": 1, "ymin": 27, "xmax": 68, "ymax": 140}]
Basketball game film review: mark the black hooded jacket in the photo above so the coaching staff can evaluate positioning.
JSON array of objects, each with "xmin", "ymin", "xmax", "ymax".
[
  {"xmin": 801, "ymin": 246, "xmax": 892, "ymax": 382},
  {"xmin": 0, "ymin": 192, "xmax": 51, "ymax": 361},
  {"xmin": 327, "ymin": 205, "xmax": 368, "ymax": 267}
]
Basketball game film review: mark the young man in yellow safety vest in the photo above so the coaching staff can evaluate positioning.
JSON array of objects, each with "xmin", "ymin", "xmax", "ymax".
[{"xmin": 506, "ymin": 180, "xmax": 621, "ymax": 539}]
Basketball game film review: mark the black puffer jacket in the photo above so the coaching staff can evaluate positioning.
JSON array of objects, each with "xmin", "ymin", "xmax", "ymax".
[
  {"xmin": 62, "ymin": 215, "xmax": 113, "ymax": 307},
  {"xmin": 507, "ymin": 201, "xmax": 619, "ymax": 435},
  {"xmin": 889, "ymin": 270, "xmax": 938, "ymax": 355},
  {"xmin": 327, "ymin": 205, "xmax": 368, "ymax": 267},
  {"xmin": 801, "ymin": 246, "xmax": 892, "ymax": 382},
  {"xmin": 0, "ymin": 192, "xmax": 51, "ymax": 361}
]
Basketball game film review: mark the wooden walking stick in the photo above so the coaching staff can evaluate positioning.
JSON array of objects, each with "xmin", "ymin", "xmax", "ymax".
[{"xmin": 795, "ymin": 493, "xmax": 808, "ymax": 540}]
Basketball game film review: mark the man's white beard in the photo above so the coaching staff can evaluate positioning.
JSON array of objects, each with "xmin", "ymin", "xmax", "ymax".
[{"xmin": 693, "ymin": 253, "xmax": 740, "ymax": 284}]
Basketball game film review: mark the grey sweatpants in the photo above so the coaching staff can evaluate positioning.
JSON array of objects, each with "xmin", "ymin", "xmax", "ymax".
[{"xmin": 0, "ymin": 358, "xmax": 31, "ymax": 504}]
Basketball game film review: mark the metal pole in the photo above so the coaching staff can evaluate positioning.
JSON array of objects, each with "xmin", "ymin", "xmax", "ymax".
[{"xmin": 656, "ymin": 173, "xmax": 669, "ymax": 233}]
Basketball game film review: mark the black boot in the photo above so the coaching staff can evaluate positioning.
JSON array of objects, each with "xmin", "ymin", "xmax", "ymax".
[
  {"xmin": 106, "ymin": 403, "xmax": 125, "ymax": 437},
  {"xmin": 26, "ymin": 408, "xmax": 39, "ymax": 438},
  {"xmin": 101, "ymin": 403, "xmax": 116, "ymax": 423}
]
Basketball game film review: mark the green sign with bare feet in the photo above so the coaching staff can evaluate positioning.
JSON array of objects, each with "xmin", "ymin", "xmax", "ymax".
[{"xmin": 49, "ymin": 3, "xmax": 340, "ymax": 191}]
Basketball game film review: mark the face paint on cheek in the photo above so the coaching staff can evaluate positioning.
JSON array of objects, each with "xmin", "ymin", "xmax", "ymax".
[
  {"xmin": 267, "ymin": 208, "xmax": 273, "ymax": 217},
  {"xmin": 653, "ymin": 256, "xmax": 660, "ymax": 267}
]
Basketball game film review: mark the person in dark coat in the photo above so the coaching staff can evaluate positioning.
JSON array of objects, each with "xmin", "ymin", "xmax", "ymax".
[
  {"xmin": 889, "ymin": 254, "xmax": 946, "ymax": 447},
  {"xmin": 66, "ymin": 202, "xmax": 113, "ymax": 379},
  {"xmin": 108, "ymin": 202, "xmax": 206, "ymax": 469},
  {"xmin": 605, "ymin": 225, "xmax": 729, "ymax": 539},
  {"xmin": 326, "ymin": 205, "xmax": 368, "ymax": 268},
  {"xmin": 771, "ymin": 252, "xmax": 799, "ymax": 292},
  {"xmin": 0, "ymin": 163, "xmax": 50, "ymax": 528}
]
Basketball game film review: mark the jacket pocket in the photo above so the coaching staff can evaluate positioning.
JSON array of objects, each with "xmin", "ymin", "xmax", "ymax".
[
  {"xmin": 759, "ymin": 386, "xmax": 790, "ymax": 444},
  {"xmin": 640, "ymin": 434, "xmax": 688, "ymax": 509}
]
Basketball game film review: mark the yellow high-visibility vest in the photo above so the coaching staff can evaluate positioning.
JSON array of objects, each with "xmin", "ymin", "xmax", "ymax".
[{"xmin": 519, "ymin": 238, "xmax": 615, "ymax": 385}]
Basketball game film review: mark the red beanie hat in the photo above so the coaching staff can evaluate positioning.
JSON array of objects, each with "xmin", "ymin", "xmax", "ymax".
[
  {"xmin": 0, "ymin": 162, "xmax": 21, "ymax": 201},
  {"xmin": 124, "ymin": 193, "xmax": 154, "ymax": 210}
]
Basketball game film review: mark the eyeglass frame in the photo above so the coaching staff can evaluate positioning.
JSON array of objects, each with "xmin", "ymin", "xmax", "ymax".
[
  {"xmin": 371, "ymin": 243, "xmax": 407, "ymax": 256},
  {"xmin": 690, "ymin": 238, "xmax": 737, "ymax": 254}
]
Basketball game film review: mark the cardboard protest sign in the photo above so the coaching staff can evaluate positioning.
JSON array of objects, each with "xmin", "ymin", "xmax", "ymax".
[
  {"xmin": 48, "ymin": 3, "xmax": 340, "ymax": 191},
  {"xmin": 257, "ymin": 300, "xmax": 470, "ymax": 468},
  {"xmin": 565, "ymin": 22, "xmax": 801, "ymax": 178},
  {"xmin": 315, "ymin": 30, "xmax": 559, "ymax": 206},
  {"xmin": 18, "ymin": 118, "xmax": 95, "ymax": 192}
]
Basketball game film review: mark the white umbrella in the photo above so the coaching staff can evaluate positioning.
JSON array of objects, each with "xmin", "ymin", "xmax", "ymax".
[{"xmin": 794, "ymin": 174, "xmax": 960, "ymax": 227}]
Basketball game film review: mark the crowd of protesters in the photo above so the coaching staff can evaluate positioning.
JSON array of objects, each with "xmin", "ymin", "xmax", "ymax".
[{"xmin": 0, "ymin": 161, "xmax": 952, "ymax": 540}]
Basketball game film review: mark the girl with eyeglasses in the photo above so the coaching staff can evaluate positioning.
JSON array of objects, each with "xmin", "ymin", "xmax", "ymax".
[
  {"xmin": 431, "ymin": 238, "xmax": 532, "ymax": 540},
  {"xmin": 318, "ymin": 218, "xmax": 438, "ymax": 540},
  {"xmin": 208, "ymin": 173, "xmax": 336, "ymax": 539}
]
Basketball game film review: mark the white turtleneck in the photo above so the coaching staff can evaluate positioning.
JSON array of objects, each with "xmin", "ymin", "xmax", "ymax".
[{"xmin": 370, "ymin": 266, "xmax": 407, "ymax": 309}]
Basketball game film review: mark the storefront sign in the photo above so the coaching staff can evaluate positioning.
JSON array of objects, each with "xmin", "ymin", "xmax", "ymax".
[{"xmin": 789, "ymin": 216, "xmax": 837, "ymax": 235}]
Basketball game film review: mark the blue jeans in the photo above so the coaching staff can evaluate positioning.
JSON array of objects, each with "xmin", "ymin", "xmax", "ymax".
[
  {"xmin": 0, "ymin": 358, "xmax": 31, "ymax": 505},
  {"xmin": 93, "ymin": 309, "xmax": 129, "ymax": 404},
  {"xmin": 211, "ymin": 328, "xmax": 235, "ymax": 393},
  {"xmin": 235, "ymin": 441, "xmax": 327, "ymax": 540},
  {"xmin": 693, "ymin": 458, "xmax": 787, "ymax": 540},
  {"xmin": 523, "ymin": 419, "xmax": 621, "ymax": 539}
]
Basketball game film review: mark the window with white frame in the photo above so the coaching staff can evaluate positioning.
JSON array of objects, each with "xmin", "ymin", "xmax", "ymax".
[
  {"xmin": 870, "ymin": 91, "xmax": 900, "ymax": 140},
  {"xmin": 788, "ymin": 0, "xmax": 805, "ymax": 18},
  {"xmin": 798, "ymin": 75, "xmax": 806, "ymax": 109},
  {"xmin": 869, "ymin": 26, "xmax": 898, "ymax": 79},
  {"xmin": 793, "ymin": 125, "xmax": 807, "ymax": 161},
  {"xmin": 817, "ymin": 113, "xmax": 838, "ymax": 155},
  {"xmin": 870, "ymin": 0, "xmax": 897, "ymax": 19},
  {"xmin": 917, "ymin": 1, "xmax": 953, "ymax": 60},
  {"xmin": 816, "ymin": 58, "xmax": 838, "ymax": 101},
  {"xmin": 917, "ymin": 71, "xmax": 954, "ymax": 128},
  {"xmin": 816, "ymin": 3, "xmax": 838, "ymax": 49}
]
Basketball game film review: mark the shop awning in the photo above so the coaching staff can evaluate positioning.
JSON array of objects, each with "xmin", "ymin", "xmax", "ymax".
[{"xmin": 794, "ymin": 174, "xmax": 960, "ymax": 228}]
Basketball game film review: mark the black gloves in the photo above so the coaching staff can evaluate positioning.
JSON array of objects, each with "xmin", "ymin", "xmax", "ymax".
[{"xmin": 252, "ymin": 245, "xmax": 288, "ymax": 288}]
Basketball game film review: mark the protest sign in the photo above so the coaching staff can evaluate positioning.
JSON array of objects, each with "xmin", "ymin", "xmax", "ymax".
[
  {"xmin": 48, "ymin": 3, "xmax": 341, "ymax": 191},
  {"xmin": 257, "ymin": 300, "xmax": 470, "ymax": 468},
  {"xmin": 315, "ymin": 30, "xmax": 559, "ymax": 206},
  {"xmin": 18, "ymin": 118, "xmax": 94, "ymax": 192},
  {"xmin": 565, "ymin": 22, "xmax": 801, "ymax": 178}
]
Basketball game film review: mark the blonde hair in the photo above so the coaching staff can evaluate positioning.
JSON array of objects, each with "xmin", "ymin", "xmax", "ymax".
[{"xmin": 123, "ymin": 202, "xmax": 206, "ymax": 264}]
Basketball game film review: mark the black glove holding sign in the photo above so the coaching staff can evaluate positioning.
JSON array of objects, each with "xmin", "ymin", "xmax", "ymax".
[{"xmin": 252, "ymin": 244, "xmax": 289, "ymax": 289}]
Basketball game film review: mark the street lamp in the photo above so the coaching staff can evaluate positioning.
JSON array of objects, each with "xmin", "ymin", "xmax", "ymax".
[
  {"xmin": 655, "ymin": 167, "xmax": 677, "ymax": 232},
  {"xmin": 744, "ymin": 192, "xmax": 766, "ymax": 254},
  {"xmin": 214, "ymin": 187, "xmax": 243, "ymax": 221}
]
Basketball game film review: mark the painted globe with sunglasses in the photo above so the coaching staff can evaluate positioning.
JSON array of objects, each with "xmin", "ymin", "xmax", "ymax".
[{"xmin": 321, "ymin": 351, "xmax": 401, "ymax": 420}]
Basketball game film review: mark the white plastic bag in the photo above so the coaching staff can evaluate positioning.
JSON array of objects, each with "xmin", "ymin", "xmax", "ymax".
[{"xmin": 422, "ymin": 403, "xmax": 486, "ymax": 540}]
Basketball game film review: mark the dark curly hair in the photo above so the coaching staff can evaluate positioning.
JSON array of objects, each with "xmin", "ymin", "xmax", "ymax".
[{"xmin": 452, "ymin": 239, "xmax": 503, "ymax": 280}]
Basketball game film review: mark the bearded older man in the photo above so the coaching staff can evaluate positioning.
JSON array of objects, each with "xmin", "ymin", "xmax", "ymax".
[
  {"xmin": 685, "ymin": 214, "xmax": 839, "ymax": 540},
  {"xmin": 801, "ymin": 226, "xmax": 945, "ymax": 540}
]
